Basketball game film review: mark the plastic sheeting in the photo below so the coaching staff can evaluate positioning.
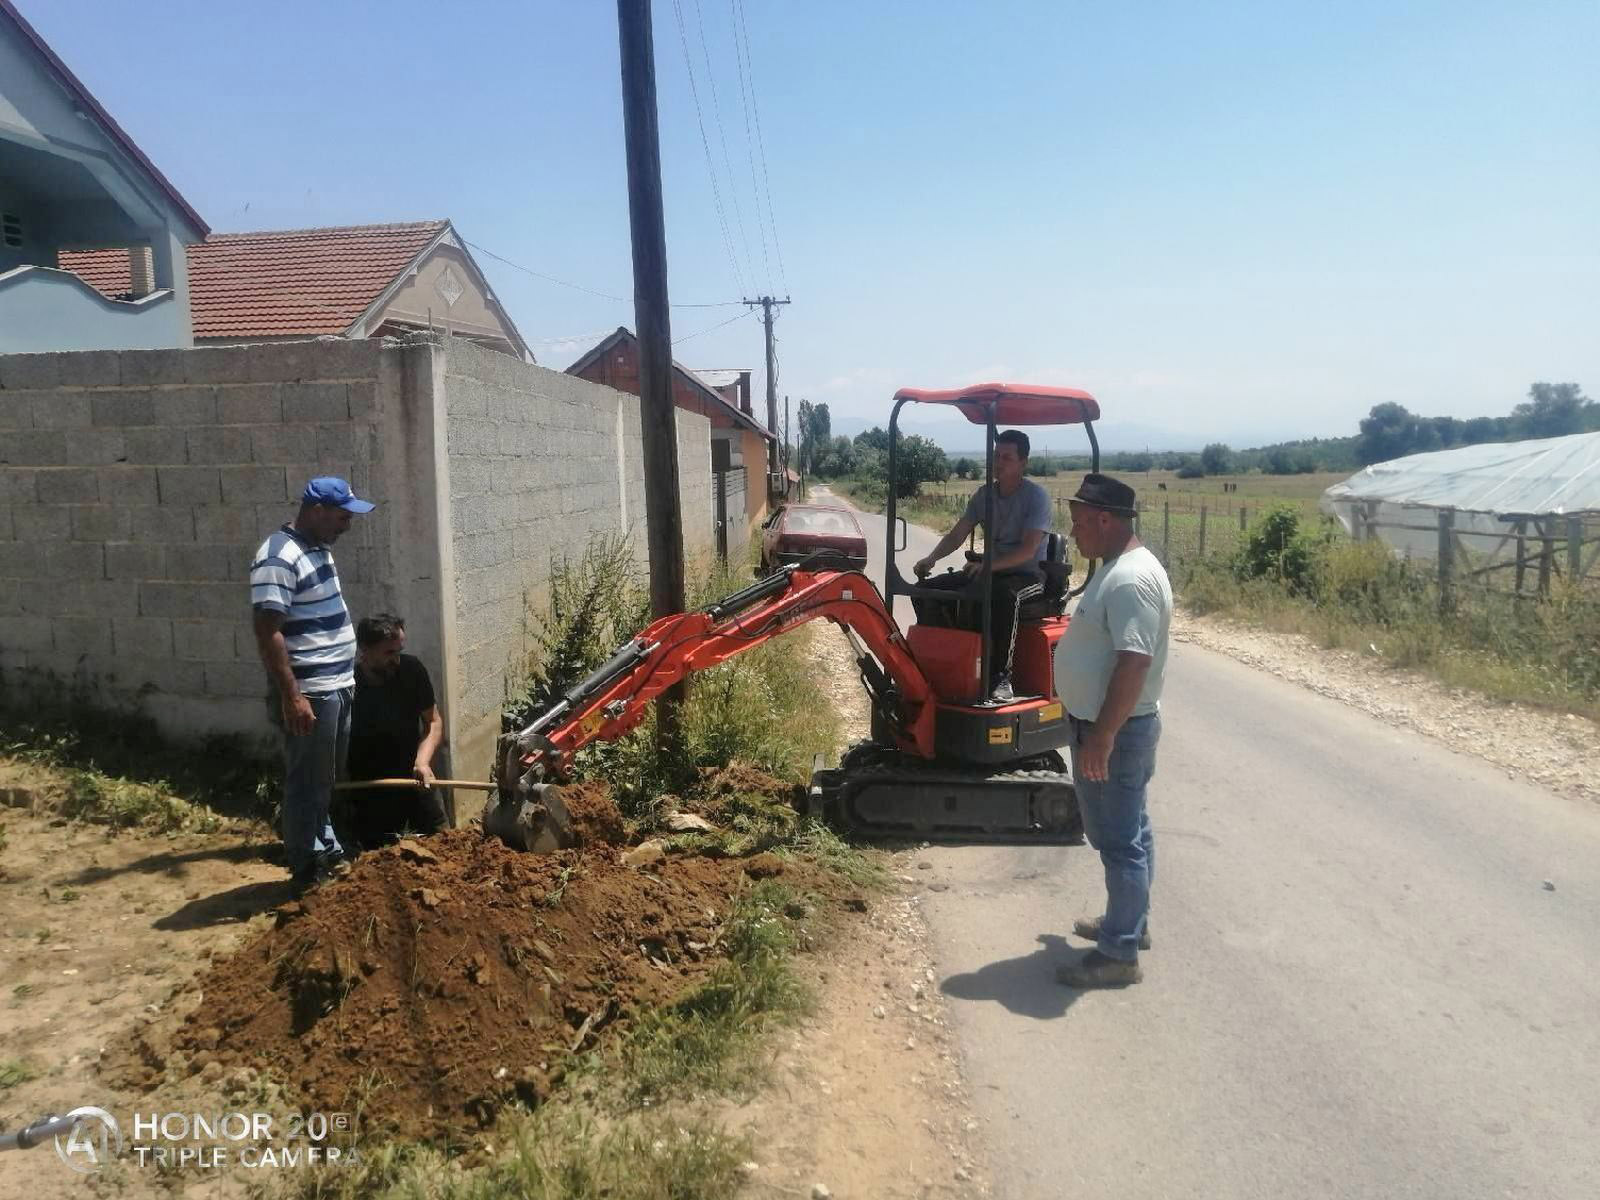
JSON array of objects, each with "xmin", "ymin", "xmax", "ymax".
[{"xmin": 1321, "ymin": 432, "xmax": 1600, "ymax": 562}]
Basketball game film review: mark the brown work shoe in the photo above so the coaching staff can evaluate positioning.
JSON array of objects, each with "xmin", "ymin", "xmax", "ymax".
[
  {"xmin": 1072, "ymin": 915, "xmax": 1151, "ymax": 951},
  {"xmin": 1056, "ymin": 949, "xmax": 1142, "ymax": 988}
]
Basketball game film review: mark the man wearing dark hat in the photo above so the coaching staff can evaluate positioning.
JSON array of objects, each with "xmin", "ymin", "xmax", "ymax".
[
  {"xmin": 250, "ymin": 476, "xmax": 375, "ymax": 893},
  {"xmin": 1053, "ymin": 473, "xmax": 1171, "ymax": 987},
  {"xmin": 912, "ymin": 429, "xmax": 1053, "ymax": 701}
]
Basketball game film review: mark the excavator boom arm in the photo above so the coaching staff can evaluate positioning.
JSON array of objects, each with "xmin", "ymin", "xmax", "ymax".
[{"xmin": 510, "ymin": 567, "xmax": 933, "ymax": 777}]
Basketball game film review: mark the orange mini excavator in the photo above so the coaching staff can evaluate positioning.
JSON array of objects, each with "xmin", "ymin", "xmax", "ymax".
[{"xmin": 486, "ymin": 383, "xmax": 1103, "ymax": 851}]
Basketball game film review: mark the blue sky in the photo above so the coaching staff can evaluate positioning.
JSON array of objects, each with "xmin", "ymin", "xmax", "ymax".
[{"xmin": 27, "ymin": 0, "xmax": 1599, "ymax": 450}]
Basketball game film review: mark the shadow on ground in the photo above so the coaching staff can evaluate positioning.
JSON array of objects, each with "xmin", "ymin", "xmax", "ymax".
[{"xmin": 940, "ymin": 933, "xmax": 1093, "ymax": 1019}]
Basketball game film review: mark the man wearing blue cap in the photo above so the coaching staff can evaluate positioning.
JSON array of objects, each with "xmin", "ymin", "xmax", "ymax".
[{"xmin": 250, "ymin": 477, "xmax": 376, "ymax": 892}]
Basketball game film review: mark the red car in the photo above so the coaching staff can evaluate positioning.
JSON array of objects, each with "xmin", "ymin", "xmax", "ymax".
[{"xmin": 759, "ymin": 504, "xmax": 868, "ymax": 574}]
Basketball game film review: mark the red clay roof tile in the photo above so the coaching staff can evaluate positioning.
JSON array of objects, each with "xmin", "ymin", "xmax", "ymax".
[{"xmin": 59, "ymin": 221, "xmax": 447, "ymax": 339}]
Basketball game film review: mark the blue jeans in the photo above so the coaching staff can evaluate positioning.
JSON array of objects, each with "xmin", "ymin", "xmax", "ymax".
[
  {"xmin": 280, "ymin": 688, "xmax": 351, "ymax": 875},
  {"xmin": 1070, "ymin": 712, "xmax": 1160, "ymax": 962}
]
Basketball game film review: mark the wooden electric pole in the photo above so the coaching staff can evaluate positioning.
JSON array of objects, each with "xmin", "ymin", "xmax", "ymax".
[
  {"xmin": 617, "ymin": 0, "xmax": 685, "ymax": 737},
  {"xmin": 743, "ymin": 294, "xmax": 790, "ymax": 491}
]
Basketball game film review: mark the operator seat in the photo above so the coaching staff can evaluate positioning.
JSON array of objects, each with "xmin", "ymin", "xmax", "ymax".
[{"xmin": 1017, "ymin": 532, "xmax": 1070, "ymax": 623}]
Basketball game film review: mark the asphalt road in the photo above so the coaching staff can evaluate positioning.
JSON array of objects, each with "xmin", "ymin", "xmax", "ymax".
[{"xmin": 812, "ymin": 486, "xmax": 1600, "ymax": 1200}]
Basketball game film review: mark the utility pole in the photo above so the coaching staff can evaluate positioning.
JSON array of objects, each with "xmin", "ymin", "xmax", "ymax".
[
  {"xmin": 743, "ymin": 294, "xmax": 790, "ymax": 493},
  {"xmin": 617, "ymin": 0, "xmax": 685, "ymax": 739},
  {"xmin": 783, "ymin": 393, "xmax": 790, "ymax": 492}
]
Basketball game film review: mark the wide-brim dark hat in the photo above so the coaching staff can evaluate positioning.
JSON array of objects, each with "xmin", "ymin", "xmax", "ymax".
[{"xmin": 1070, "ymin": 472, "xmax": 1137, "ymax": 515}]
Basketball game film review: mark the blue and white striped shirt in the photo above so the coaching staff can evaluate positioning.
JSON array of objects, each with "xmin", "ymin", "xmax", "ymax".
[{"xmin": 250, "ymin": 525, "xmax": 355, "ymax": 693}]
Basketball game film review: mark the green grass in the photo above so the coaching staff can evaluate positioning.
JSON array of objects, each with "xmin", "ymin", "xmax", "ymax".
[
  {"xmin": 0, "ymin": 681, "xmax": 276, "ymax": 829},
  {"xmin": 0, "ymin": 1059, "xmax": 39, "ymax": 1091}
]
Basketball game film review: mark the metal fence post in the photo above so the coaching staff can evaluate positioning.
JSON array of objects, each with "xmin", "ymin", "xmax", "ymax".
[
  {"xmin": 1437, "ymin": 508, "xmax": 1455, "ymax": 613},
  {"xmin": 1239, "ymin": 506, "xmax": 1248, "ymax": 535},
  {"xmin": 1199, "ymin": 504, "xmax": 1208, "ymax": 558}
]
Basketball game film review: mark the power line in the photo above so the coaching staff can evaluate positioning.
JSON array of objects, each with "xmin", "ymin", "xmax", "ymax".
[
  {"xmin": 733, "ymin": 0, "xmax": 788, "ymax": 294},
  {"xmin": 668, "ymin": 0, "xmax": 749, "ymax": 295},
  {"xmin": 694, "ymin": 0, "xmax": 758, "ymax": 291},
  {"xmin": 729, "ymin": 0, "xmax": 773, "ymax": 291},
  {"xmin": 465, "ymin": 239, "xmax": 742, "ymax": 308},
  {"xmin": 673, "ymin": 307, "xmax": 755, "ymax": 345}
]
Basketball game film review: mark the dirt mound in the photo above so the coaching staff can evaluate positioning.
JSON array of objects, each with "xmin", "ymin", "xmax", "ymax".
[
  {"xmin": 105, "ymin": 830, "xmax": 758, "ymax": 1142},
  {"xmin": 558, "ymin": 780, "xmax": 626, "ymax": 846},
  {"xmin": 695, "ymin": 763, "xmax": 797, "ymax": 804}
]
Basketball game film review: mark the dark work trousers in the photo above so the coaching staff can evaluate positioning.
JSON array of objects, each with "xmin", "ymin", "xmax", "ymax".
[{"xmin": 913, "ymin": 570, "xmax": 1043, "ymax": 683}]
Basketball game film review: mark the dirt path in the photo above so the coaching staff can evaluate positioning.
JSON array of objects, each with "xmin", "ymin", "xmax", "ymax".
[
  {"xmin": 1173, "ymin": 608, "xmax": 1600, "ymax": 806},
  {"xmin": 709, "ymin": 626, "xmax": 993, "ymax": 1200}
]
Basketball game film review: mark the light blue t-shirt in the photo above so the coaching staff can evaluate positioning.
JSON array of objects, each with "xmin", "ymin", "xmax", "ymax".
[
  {"xmin": 1054, "ymin": 545, "xmax": 1172, "ymax": 720},
  {"xmin": 963, "ymin": 479, "xmax": 1053, "ymax": 577}
]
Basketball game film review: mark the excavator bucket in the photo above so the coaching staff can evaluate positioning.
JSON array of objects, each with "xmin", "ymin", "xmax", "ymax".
[{"xmin": 482, "ymin": 736, "xmax": 579, "ymax": 852}]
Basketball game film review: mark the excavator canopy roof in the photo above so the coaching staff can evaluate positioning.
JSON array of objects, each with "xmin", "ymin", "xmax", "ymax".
[{"xmin": 892, "ymin": 382, "xmax": 1100, "ymax": 426}]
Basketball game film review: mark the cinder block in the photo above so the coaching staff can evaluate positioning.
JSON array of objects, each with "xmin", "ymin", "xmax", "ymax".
[
  {"xmin": 92, "ymin": 390, "xmax": 156, "ymax": 427},
  {"xmin": 8, "ymin": 430, "xmax": 68, "ymax": 466},
  {"xmin": 194, "ymin": 506, "xmax": 268, "ymax": 544},
  {"xmin": 234, "ymin": 625, "xmax": 262, "ymax": 661},
  {"xmin": 347, "ymin": 380, "xmax": 378, "ymax": 421},
  {"xmin": 68, "ymin": 505, "xmax": 132, "ymax": 542},
  {"xmin": 2, "ymin": 615, "xmax": 53, "ymax": 651},
  {"xmin": 250, "ymin": 425, "xmax": 317, "ymax": 464},
  {"xmin": 118, "ymin": 349, "xmax": 190, "ymax": 388},
  {"xmin": 97, "ymin": 466, "xmax": 158, "ymax": 506},
  {"xmin": 185, "ymin": 427, "xmax": 253, "ymax": 465},
  {"xmin": 183, "ymin": 346, "xmax": 254, "ymax": 386},
  {"xmin": 106, "ymin": 656, "xmax": 206, "ymax": 695},
  {"xmin": 157, "ymin": 466, "xmax": 222, "ymax": 505},
  {"xmin": 0, "ymin": 576, "xmax": 19, "ymax": 615},
  {"xmin": 154, "ymin": 386, "xmax": 218, "ymax": 425},
  {"xmin": 30, "ymin": 578, "xmax": 138, "ymax": 617},
  {"xmin": 129, "ymin": 506, "xmax": 195, "ymax": 543},
  {"xmin": 219, "ymin": 466, "xmax": 286, "ymax": 505},
  {"xmin": 112, "ymin": 616, "xmax": 174, "ymax": 657},
  {"xmin": 138, "ymin": 580, "xmax": 239, "ymax": 621},
  {"xmin": 204, "ymin": 660, "xmax": 270, "ymax": 698},
  {"xmin": 44, "ymin": 542, "xmax": 104, "ymax": 579},
  {"xmin": 0, "ymin": 393, "xmax": 31, "ymax": 429},
  {"xmin": 36, "ymin": 468, "xmax": 100, "ymax": 504},
  {"xmin": 315, "ymin": 424, "xmax": 355, "ymax": 462},
  {"xmin": 165, "ymin": 544, "xmax": 232, "ymax": 581},
  {"xmin": 216, "ymin": 383, "xmax": 282, "ymax": 425},
  {"xmin": 122, "ymin": 427, "xmax": 188, "ymax": 464},
  {"xmin": 282, "ymin": 382, "xmax": 349, "ymax": 423},
  {"xmin": 57, "ymin": 350, "xmax": 122, "ymax": 389},
  {"xmin": 0, "ymin": 541, "xmax": 45, "ymax": 576},
  {"xmin": 52, "ymin": 617, "xmax": 113, "ymax": 657},
  {"xmin": 15, "ymin": 505, "xmax": 71, "ymax": 541},
  {"xmin": 173, "ymin": 619, "xmax": 237, "ymax": 660},
  {"xmin": 0, "ymin": 353, "xmax": 61, "ymax": 391},
  {"xmin": 105, "ymin": 542, "xmax": 165, "ymax": 578},
  {"xmin": 65, "ymin": 430, "xmax": 128, "ymax": 465},
  {"xmin": 30, "ymin": 393, "xmax": 91, "ymax": 429}
]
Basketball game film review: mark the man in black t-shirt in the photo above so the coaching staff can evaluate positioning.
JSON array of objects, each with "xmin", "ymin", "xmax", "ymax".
[{"xmin": 346, "ymin": 613, "xmax": 446, "ymax": 849}]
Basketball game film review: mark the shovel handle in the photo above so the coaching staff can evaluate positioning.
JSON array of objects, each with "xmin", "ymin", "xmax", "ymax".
[{"xmin": 334, "ymin": 778, "xmax": 498, "ymax": 791}]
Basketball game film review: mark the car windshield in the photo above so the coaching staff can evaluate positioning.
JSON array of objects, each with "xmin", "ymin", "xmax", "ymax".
[{"xmin": 783, "ymin": 508, "xmax": 858, "ymax": 536}]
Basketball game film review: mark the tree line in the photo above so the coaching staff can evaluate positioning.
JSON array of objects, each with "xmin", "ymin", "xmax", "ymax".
[{"xmin": 790, "ymin": 382, "xmax": 1592, "ymax": 491}]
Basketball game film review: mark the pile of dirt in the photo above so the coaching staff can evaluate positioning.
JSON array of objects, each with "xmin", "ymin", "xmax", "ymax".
[
  {"xmin": 558, "ymin": 780, "xmax": 627, "ymax": 846},
  {"xmin": 104, "ymin": 828, "xmax": 783, "ymax": 1142}
]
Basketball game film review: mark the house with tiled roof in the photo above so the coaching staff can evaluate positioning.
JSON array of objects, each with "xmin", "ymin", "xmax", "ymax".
[
  {"xmin": 566, "ymin": 327, "xmax": 773, "ymax": 545},
  {"xmin": 61, "ymin": 220, "xmax": 532, "ymax": 361},
  {"xmin": 0, "ymin": 0, "xmax": 208, "ymax": 353}
]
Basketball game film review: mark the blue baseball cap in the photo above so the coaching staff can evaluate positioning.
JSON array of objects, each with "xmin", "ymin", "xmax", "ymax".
[{"xmin": 301, "ymin": 476, "xmax": 375, "ymax": 513}]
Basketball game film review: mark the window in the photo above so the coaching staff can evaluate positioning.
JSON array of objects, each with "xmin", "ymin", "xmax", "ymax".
[{"xmin": 1, "ymin": 212, "xmax": 22, "ymax": 247}]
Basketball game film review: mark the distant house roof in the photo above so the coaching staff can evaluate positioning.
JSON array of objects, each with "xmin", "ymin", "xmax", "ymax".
[
  {"xmin": 60, "ymin": 220, "xmax": 531, "ymax": 358},
  {"xmin": 694, "ymin": 368, "xmax": 745, "ymax": 390},
  {"xmin": 566, "ymin": 327, "xmax": 774, "ymax": 441},
  {"xmin": 0, "ymin": 0, "xmax": 207, "ymax": 239}
]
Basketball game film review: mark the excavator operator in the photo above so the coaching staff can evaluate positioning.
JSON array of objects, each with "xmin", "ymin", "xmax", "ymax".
[{"xmin": 913, "ymin": 428, "xmax": 1053, "ymax": 702}]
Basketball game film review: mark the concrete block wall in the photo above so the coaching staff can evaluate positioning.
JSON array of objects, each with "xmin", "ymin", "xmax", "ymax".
[
  {"xmin": 0, "ymin": 339, "xmax": 393, "ymax": 743},
  {"xmin": 438, "ymin": 339, "xmax": 713, "ymax": 784},
  {"xmin": 1, "ymin": 335, "xmax": 714, "ymax": 804}
]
